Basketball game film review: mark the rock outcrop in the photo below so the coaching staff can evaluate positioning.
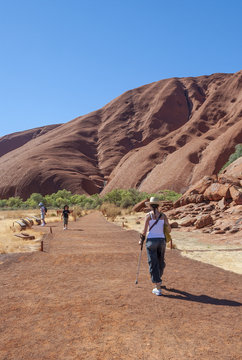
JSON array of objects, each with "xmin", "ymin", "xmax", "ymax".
[
  {"xmin": 0, "ymin": 71, "xmax": 242, "ymax": 199},
  {"xmin": 166, "ymin": 160, "xmax": 242, "ymax": 235}
]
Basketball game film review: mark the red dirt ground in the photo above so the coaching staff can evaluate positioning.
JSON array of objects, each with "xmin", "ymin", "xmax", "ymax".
[{"xmin": 0, "ymin": 212, "xmax": 241, "ymax": 360}]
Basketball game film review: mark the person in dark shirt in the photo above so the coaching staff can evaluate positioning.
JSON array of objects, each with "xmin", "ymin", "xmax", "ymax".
[{"xmin": 62, "ymin": 205, "xmax": 71, "ymax": 230}]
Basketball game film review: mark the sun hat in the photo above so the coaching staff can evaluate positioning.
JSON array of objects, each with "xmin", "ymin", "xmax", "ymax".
[{"xmin": 145, "ymin": 197, "xmax": 161, "ymax": 207}]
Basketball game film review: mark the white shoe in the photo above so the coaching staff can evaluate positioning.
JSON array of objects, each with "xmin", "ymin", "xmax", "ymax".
[
  {"xmin": 152, "ymin": 288, "xmax": 162, "ymax": 296},
  {"xmin": 41, "ymin": 224, "xmax": 46, "ymax": 227}
]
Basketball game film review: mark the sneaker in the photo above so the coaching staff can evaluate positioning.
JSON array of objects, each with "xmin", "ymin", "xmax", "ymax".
[
  {"xmin": 152, "ymin": 288, "xmax": 162, "ymax": 296},
  {"xmin": 41, "ymin": 224, "xmax": 45, "ymax": 227}
]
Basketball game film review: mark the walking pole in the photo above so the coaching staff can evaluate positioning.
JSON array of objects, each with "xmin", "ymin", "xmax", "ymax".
[{"xmin": 135, "ymin": 239, "xmax": 144, "ymax": 285}]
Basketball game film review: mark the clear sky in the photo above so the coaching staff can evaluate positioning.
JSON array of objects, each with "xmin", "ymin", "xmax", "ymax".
[{"xmin": 0, "ymin": 0, "xmax": 241, "ymax": 136}]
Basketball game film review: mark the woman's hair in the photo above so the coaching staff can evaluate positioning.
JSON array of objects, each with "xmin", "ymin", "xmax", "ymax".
[
  {"xmin": 64, "ymin": 205, "xmax": 69, "ymax": 209},
  {"xmin": 150, "ymin": 203, "xmax": 159, "ymax": 214}
]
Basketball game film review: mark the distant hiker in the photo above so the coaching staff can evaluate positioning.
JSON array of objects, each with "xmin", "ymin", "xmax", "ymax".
[
  {"xmin": 39, "ymin": 202, "xmax": 46, "ymax": 226},
  {"xmin": 139, "ymin": 197, "xmax": 171, "ymax": 296},
  {"xmin": 61, "ymin": 205, "xmax": 71, "ymax": 230}
]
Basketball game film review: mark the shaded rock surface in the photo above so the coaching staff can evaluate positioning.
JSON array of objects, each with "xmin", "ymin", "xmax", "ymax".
[{"xmin": 0, "ymin": 71, "xmax": 242, "ymax": 199}]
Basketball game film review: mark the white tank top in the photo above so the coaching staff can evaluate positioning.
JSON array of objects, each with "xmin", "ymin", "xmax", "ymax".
[{"xmin": 147, "ymin": 212, "xmax": 165, "ymax": 239}]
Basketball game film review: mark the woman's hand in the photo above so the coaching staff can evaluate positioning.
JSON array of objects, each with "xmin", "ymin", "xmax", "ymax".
[{"xmin": 139, "ymin": 233, "xmax": 145, "ymax": 246}]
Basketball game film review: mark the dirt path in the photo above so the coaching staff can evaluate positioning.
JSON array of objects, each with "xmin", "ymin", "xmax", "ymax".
[{"xmin": 0, "ymin": 212, "xmax": 241, "ymax": 360}]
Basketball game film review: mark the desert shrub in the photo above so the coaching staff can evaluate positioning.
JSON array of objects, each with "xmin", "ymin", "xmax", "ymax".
[
  {"xmin": 220, "ymin": 144, "xmax": 242, "ymax": 172},
  {"xmin": 70, "ymin": 194, "xmax": 84, "ymax": 205},
  {"xmin": 100, "ymin": 203, "xmax": 121, "ymax": 219},
  {"xmin": 44, "ymin": 189, "xmax": 72, "ymax": 207},
  {"xmin": 0, "ymin": 199, "xmax": 7, "ymax": 208},
  {"xmin": 103, "ymin": 189, "xmax": 145, "ymax": 208},
  {"xmin": 72, "ymin": 205, "xmax": 83, "ymax": 217},
  {"xmin": 6, "ymin": 196, "xmax": 24, "ymax": 208},
  {"xmin": 24, "ymin": 193, "xmax": 44, "ymax": 208},
  {"xmin": 102, "ymin": 188, "xmax": 181, "ymax": 208},
  {"xmin": 155, "ymin": 190, "xmax": 182, "ymax": 202}
]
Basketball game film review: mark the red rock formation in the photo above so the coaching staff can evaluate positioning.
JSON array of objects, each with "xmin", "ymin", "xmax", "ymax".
[
  {"xmin": 0, "ymin": 71, "xmax": 242, "ymax": 199},
  {"xmin": 0, "ymin": 124, "xmax": 61, "ymax": 157}
]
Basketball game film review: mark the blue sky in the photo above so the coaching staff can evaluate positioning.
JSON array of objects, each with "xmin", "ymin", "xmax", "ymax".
[{"xmin": 0, "ymin": 0, "xmax": 241, "ymax": 136}]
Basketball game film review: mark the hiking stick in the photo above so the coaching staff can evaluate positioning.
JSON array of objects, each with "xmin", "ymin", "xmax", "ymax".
[{"xmin": 135, "ymin": 242, "xmax": 143, "ymax": 285}]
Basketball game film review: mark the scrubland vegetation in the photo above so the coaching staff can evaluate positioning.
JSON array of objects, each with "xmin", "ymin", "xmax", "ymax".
[{"xmin": 0, "ymin": 188, "xmax": 181, "ymax": 211}]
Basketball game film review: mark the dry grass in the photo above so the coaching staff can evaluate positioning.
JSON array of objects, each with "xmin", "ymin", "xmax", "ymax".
[
  {"xmin": 0, "ymin": 217, "xmax": 42, "ymax": 254},
  {"xmin": 0, "ymin": 208, "xmax": 87, "ymax": 254},
  {"xmin": 0, "ymin": 210, "xmax": 53, "ymax": 254},
  {"xmin": 100, "ymin": 203, "xmax": 122, "ymax": 220}
]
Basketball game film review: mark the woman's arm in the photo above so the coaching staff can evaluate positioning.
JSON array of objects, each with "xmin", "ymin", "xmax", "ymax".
[
  {"xmin": 142, "ymin": 214, "xmax": 150, "ymax": 236},
  {"xmin": 139, "ymin": 214, "xmax": 150, "ymax": 245},
  {"xmin": 164, "ymin": 214, "xmax": 171, "ymax": 233}
]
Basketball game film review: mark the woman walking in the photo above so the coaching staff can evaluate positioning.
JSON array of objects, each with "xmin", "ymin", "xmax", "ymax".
[{"xmin": 140, "ymin": 197, "xmax": 171, "ymax": 296}]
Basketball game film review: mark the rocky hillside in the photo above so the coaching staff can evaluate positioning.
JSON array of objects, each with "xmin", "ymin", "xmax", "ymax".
[
  {"xmin": 166, "ymin": 159, "xmax": 242, "ymax": 236},
  {"xmin": 0, "ymin": 71, "xmax": 242, "ymax": 199},
  {"xmin": 132, "ymin": 158, "xmax": 242, "ymax": 236}
]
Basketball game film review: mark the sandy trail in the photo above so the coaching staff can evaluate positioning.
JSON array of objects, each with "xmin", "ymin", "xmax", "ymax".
[{"xmin": 0, "ymin": 212, "xmax": 241, "ymax": 360}]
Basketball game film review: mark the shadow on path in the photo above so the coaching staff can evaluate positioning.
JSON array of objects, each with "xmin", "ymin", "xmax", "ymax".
[
  {"xmin": 161, "ymin": 286, "xmax": 242, "ymax": 307},
  {"xmin": 67, "ymin": 228, "xmax": 83, "ymax": 232}
]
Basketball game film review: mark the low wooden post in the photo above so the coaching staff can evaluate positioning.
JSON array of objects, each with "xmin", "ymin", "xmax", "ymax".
[{"xmin": 41, "ymin": 240, "xmax": 44, "ymax": 252}]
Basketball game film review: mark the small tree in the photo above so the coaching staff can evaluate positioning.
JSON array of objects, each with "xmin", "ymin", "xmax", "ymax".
[
  {"xmin": 25, "ymin": 193, "xmax": 44, "ymax": 208},
  {"xmin": 6, "ymin": 196, "xmax": 24, "ymax": 208}
]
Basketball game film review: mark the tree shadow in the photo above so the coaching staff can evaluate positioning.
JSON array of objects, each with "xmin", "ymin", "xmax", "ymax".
[
  {"xmin": 67, "ymin": 229, "xmax": 83, "ymax": 232},
  {"xmin": 161, "ymin": 286, "xmax": 242, "ymax": 307}
]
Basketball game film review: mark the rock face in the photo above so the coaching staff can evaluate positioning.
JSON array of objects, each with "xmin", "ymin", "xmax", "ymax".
[
  {"xmin": 0, "ymin": 124, "xmax": 61, "ymax": 157},
  {"xmin": 0, "ymin": 71, "xmax": 242, "ymax": 199}
]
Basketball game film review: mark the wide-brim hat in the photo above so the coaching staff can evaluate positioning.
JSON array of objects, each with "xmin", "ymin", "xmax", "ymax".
[{"xmin": 145, "ymin": 197, "xmax": 161, "ymax": 207}]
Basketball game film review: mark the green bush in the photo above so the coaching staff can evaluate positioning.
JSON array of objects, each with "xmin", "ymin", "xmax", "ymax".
[
  {"xmin": 220, "ymin": 144, "xmax": 242, "ymax": 172},
  {"xmin": 24, "ymin": 193, "xmax": 44, "ymax": 208},
  {"xmin": 6, "ymin": 196, "xmax": 24, "ymax": 208},
  {"xmin": 0, "ymin": 199, "xmax": 7, "ymax": 208},
  {"xmin": 0, "ymin": 188, "xmax": 181, "ymax": 210}
]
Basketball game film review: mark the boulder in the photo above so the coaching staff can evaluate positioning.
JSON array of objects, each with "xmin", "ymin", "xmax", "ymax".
[
  {"xmin": 217, "ymin": 197, "xmax": 228, "ymax": 211},
  {"xmin": 203, "ymin": 183, "xmax": 231, "ymax": 201},
  {"xmin": 132, "ymin": 199, "xmax": 149, "ymax": 212},
  {"xmin": 220, "ymin": 157, "xmax": 242, "ymax": 180},
  {"xmin": 218, "ymin": 175, "xmax": 240, "ymax": 187},
  {"xmin": 174, "ymin": 176, "xmax": 215, "ymax": 208},
  {"xmin": 229, "ymin": 228, "xmax": 239, "ymax": 234},
  {"xmin": 180, "ymin": 217, "xmax": 197, "ymax": 227},
  {"xmin": 160, "ymin": 201, "xmax": 174, "ymax": 212},
  {"xmin": 213, "ymin": 230, "xmax": 226, "ymax": 234},
  {"xmin": 186, "ymin": 176, "xmax": 216, "ymax": 195},
  {"xmin": 195, "ymin": 214, "xmax": 213, "ymax": 229},
  {"xmin": 170, "ymin": 221, "xmax": 179, "ymax": 228},
  {"xmin": 229, "ymin": 185, "xmax": 242, "ymax": 205}
]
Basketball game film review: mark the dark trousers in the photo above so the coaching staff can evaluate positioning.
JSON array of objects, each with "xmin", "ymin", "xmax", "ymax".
[{"xmin": 146, "ymin": 238, "xmax": 166, "ymax": 284}]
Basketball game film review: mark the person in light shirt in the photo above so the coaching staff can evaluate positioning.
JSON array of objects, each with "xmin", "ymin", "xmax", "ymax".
[
  {"xmin": 39, "ymin": 202, "xmax": 46, "ymax": 226},
  {"xmin": 140, "ymin": 197, "xmax": 171, "ymax": 296}
]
